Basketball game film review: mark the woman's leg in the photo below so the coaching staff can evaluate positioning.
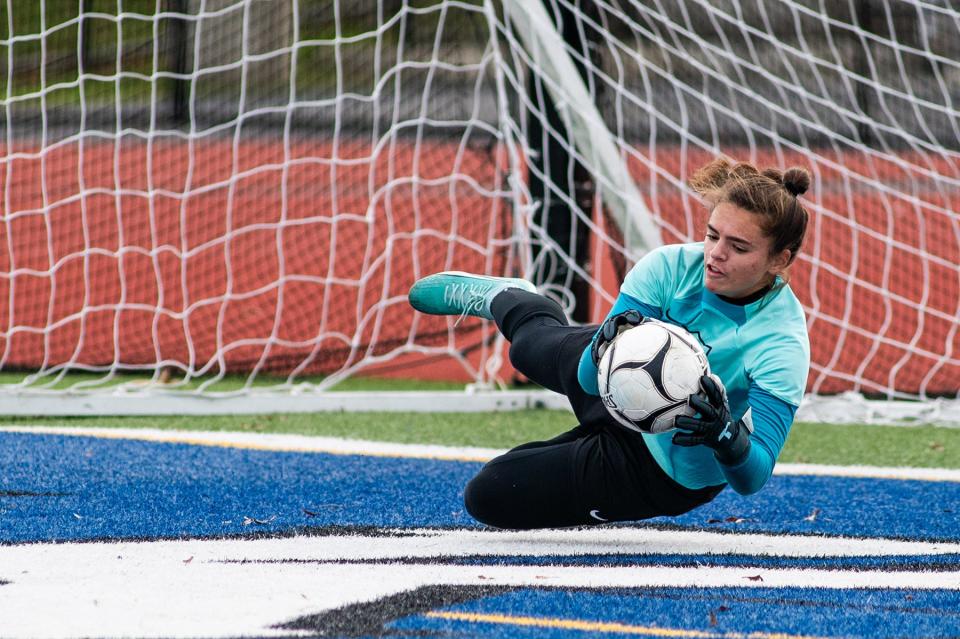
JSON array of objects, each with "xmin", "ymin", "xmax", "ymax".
[
  {"xmin": 464, "ymin": 423, "xmax": 723, "ymax": 529},
  {"xmin": 489, "ymin": 289, "xmax": 609, "ymax": 427},
  {"xmin": 466, "ymin": 289, "xmax": 723, "ymax": 529}
]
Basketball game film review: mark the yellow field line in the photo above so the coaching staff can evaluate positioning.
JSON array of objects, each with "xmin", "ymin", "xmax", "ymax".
[
  {"xmin": 424, "ymin": 611, "xmax": 828, "ymax": 639},
  {"xmin": 78, "ymin": 432, "xmax": 490, "ymax": 462},
  {"xmin": 0, "ymin": 426, "xmax": 492, "ymax": 462}
]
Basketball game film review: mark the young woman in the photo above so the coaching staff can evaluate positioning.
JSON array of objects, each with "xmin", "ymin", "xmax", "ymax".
[{"xmin": 408, "ymin": 157, "xmax": 811, "ymax": 530}]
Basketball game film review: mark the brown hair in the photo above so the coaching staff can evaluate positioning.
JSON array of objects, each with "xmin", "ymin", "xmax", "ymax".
[{"xmin": 689, "ymin": 157, "xmax": 810, "ymax": 266}]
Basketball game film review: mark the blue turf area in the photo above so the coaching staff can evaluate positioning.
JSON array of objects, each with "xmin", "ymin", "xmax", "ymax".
[
  {"xmin": 389, "ymin": 587, "xmax": 960, "ymax": 639},
  {"xmin": 3, "ymin": 431, "xmax": 959, "ymax": 639},
  {"xmin": 0, "ymin": 430, "xmax": 958, "ymax": 543}
]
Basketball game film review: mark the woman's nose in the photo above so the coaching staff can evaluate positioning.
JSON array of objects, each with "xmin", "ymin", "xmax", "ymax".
[{"xmin": 709, "ymin": 241, "xmax": 726, "ymax": 260}]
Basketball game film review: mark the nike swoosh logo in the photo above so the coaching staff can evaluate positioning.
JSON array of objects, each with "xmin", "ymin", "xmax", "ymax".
[{"xmin": 589, "ymin": 509, "xmax": 608, "ymax": 522}]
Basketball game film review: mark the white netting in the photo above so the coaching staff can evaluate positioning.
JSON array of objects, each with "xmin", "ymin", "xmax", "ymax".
[
  {"xmin": 1, "ymin": 0, "xmax": 521, "ymax": 396},
  {"xmin": 499, "ymin": 0, "xmax": 960, "ymax": 401},
  {"xmin": 0, "ymin": 0, "xmax": 957, "ymax": 411}
]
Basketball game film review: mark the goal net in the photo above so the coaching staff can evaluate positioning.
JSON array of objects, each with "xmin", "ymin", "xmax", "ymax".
[{"xmin": 0, "ymin": 0, "xmax": 957, "ymax": 420}]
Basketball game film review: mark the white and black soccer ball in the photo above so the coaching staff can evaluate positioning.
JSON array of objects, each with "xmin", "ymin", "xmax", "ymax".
[{"xmin": 597, "ymin": 319, "xmax": 710, "ymax": 434}]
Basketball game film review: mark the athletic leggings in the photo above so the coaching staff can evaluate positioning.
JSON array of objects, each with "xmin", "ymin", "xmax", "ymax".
[{"xmin": 463, "ymin": 289, "xmax": 723, "ymax": 529}]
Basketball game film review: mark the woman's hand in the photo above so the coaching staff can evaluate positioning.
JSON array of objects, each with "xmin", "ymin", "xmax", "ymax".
[
  {"xmin": 673, "ymin": 374, "xmax": 751, "ymax": 465},
  {"xmin": 590, "ymin": 309, "xmax": 644, "ymax": 366}
]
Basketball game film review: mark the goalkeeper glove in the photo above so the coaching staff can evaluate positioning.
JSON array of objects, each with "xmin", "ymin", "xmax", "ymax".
[
  {"xmin": 590, "ymin": 309, "xmax": 644, "ymax": 366},
  {"xmin": 673, "ymin": 374, "xmax": 751, "ymax": 465}
]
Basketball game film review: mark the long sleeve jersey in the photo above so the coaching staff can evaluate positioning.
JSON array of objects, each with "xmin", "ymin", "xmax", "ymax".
[{"xmin": 577, "ymin": 242, "xmax": 810, "ymax": 495}]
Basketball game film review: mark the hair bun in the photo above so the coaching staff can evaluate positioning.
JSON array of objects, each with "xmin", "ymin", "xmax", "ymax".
[{"xmin": 783, "ymin": 167, "xmax": 810, "ymax": 197}]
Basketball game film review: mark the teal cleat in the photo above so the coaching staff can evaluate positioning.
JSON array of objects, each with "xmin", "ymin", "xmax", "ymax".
[{"xmin": 408, "ymin": 271, "xmax": 537, "ymax": 320}]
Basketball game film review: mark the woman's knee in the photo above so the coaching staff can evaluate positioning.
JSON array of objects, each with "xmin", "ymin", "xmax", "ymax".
[
  {"xmin": 490, "ymin": 290, "xmax": 567, "ymax": 340},
  {"xmin": 506, "ymin": 331, "xmax": 543, "ymax": 376},
  {"xmin": 463, "ymin": 468, "xmax": 537, "ymax": 530},
  {"xmin": 464, "ymin": 451, "xmax": 589, "ymax": 530},
  {"xmin": 463, "ymin": 472, "xmax": 504, "ymax": 528}
]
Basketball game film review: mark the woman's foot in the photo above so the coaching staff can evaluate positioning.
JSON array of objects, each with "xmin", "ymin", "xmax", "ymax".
[{"xmin": 408, "ymin": 271, "xmax": 536, "ymax": 320}]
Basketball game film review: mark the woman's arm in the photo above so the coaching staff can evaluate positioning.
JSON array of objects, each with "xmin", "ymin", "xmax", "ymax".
[{"xmin": 712, "ymin": 384, "xmax": 797, "ymax": 495}]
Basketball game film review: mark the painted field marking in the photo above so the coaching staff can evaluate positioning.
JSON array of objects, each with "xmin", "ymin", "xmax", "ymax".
[
  {"xmin": 424, "ymin": 610, "xmax": 829, "ymax": 639},
  {"xmin": 2, "ymin": 425, "xmax": 959, "ymax": 483},
  {"xmin": 0, "ymin": 530, "xmax": 958, "ymax": 638},
  {"xmin": 0, "ymin": 425, "xmax": 501, "ymax": 461}
]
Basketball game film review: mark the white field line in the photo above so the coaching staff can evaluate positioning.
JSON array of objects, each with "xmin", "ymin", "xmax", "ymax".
[
  {"xmin": 2, "ymin": 424, "xmax": 960, "ymax": 483},
  {"xmin": 0, "ymin": 530, "xmax": 959, "ymax": 639},
  {"xmin": 0, "ymin": 425, "xmax": 504, "ymax": 461},
  {"xmin": 89, "ymin": 526, "xmax": 960, "ymax": 560}
]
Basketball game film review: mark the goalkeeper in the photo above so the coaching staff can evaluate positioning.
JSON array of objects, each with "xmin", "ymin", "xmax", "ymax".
[{"xmin": 408, "ymin": 157, "xmax": 811, "ymax": 529}]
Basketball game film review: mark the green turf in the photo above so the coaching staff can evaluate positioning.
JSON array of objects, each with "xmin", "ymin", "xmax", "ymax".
[
  {"xmin": 0, "ymin": 410, "xmax": 568, "ymax": 450},
  {"xmin": 1, "ymin": 410, "xmax": 957, "ymax": 469},
  {"xmin": 0, "ymin": 371, "xmax": 465, "ymax": 392},
  {"xmin": 780, "ymin": 421, "xmax": 959, "ymax": 469}
]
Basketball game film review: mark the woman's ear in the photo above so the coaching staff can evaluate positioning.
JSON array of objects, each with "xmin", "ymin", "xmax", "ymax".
[{"xmin": 769, "ymin": 248, "xmax": 793, "ymax": 276}]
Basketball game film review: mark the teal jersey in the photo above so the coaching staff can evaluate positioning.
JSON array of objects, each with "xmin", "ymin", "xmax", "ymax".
[{"xmin": 578, "ymin": 242, "xmax": 810, "ymax": 493}]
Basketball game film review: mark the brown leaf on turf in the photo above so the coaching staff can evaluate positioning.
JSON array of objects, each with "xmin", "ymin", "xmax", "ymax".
[
  {"xmin": 302, "ymin": 509, "xmax": 319, "ymax": 517},
  {"xmin": 183, "ymin": 556, "xmax": 193, "ymax": 564},
  {"xmin": 709, "ymin": 611, "xmax": 718, "ymax": 626},
  {"xmin": 745, "ymin": 574, "xmax": 764, "ymax": 582},
  {"xmin": 724, "ymin": 517, "xmax": 746, "ymax": 523}
]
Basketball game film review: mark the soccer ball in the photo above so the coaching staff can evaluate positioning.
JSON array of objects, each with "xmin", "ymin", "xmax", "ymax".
[{"xmin": 597, "ymin": 319, "xmax": 709, "ymax": 434}]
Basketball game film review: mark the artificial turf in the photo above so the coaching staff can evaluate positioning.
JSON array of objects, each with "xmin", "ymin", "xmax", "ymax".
[{"xmin": 0, "ymin": 411, "xmax": 957, "ymax": 469}]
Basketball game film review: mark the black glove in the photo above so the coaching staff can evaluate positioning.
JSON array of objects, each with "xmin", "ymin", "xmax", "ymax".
[
  {"xmin": 673, "ymin": 374, "xmax": 751, "ymax": 465},
  {"xmin": 590, "ymin": 309, "xmax": 644, "ymax": 366}
]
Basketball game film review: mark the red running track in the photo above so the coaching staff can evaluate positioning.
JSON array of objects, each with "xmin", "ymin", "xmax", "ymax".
[{"xmin": 0, "ymin": 138, "xmax": 956, "ymax": 396}]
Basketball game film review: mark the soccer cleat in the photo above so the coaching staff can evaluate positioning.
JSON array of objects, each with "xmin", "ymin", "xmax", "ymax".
[{"xmin": 408, "ymin": 271, "xmax": 536, "ymax": 320}]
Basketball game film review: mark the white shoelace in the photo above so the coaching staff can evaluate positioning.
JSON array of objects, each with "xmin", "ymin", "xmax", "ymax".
[{"xmin": 444, "ymin": 281, "xmax": 491, "ymax": 325}]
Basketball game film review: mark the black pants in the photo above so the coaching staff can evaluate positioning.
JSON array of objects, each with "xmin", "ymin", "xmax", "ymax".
[{"xmin": 463, "ymin": 289, "xmax": 723, "ymax": 529}]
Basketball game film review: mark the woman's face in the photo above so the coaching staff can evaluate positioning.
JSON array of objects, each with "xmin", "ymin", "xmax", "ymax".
[{"xmin": 703, "ymin": 202, "xmax": 791, "ymax": 299}]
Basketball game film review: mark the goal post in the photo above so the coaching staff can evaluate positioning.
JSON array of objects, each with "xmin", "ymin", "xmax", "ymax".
[
  {"xmin": 0, "ymin": 0, "xmax": 957, "ymax": 424},
  {"xmin": 501, "ymin": 0, "xmax": 662, "ymax": 259}
]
